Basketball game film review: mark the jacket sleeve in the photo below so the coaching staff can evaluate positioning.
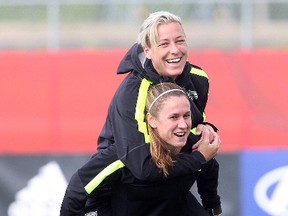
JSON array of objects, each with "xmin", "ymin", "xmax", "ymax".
[
  {"xmin": 196, "ymin": 158, "xmax": 221, "ymax": 210},
  {"xmin": 60, "ymin": 145, "xmax": 119, "ymax": 215},
  {"xmin": 60, "ymin": 172, "xmax": 87, "ymax": 216},
  {"xmin": 104, "ymin": 78, "xmax": 208, "ymax": 181}
]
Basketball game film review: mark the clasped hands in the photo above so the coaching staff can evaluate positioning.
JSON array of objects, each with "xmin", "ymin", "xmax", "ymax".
[{"xmin": 192, "ymin": 124, "xmax": 221, "ymax": 161}]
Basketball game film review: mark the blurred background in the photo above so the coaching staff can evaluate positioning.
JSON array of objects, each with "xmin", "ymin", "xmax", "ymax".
[
  {"xmin": 1, "ymin": 0, "xmax": 288, "ymax": 216},
  {"xmin": 0, "ymin": 0, "xmax": 288, "ymax": 49}
]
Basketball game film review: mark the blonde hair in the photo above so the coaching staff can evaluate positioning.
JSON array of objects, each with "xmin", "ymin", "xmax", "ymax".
[
  {"xmin": 146, "ymin": 82, "xmax": 189, "ymax": 176},
  {"xmin": 137, "ymin": 11, "xmax": 184, "ymax": 48}
]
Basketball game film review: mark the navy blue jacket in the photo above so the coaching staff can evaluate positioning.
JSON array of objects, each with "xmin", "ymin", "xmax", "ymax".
[{"xmin": 60, "ymin": 44, "xmax": 221, "ymax": 216}]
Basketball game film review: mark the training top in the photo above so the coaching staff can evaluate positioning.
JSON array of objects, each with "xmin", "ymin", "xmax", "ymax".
[{"xmin": 60, "ymin": 43, "xmax": 221, "ymax": 215}]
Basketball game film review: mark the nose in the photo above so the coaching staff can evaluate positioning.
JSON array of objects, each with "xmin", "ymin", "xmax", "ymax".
[
  {"xmin": 178, "ymin": 117, "xmax": 188, "ymax": 129},
  {"xmin": 169, "ymin": 42, "xmax": 180, "ymax": 54}
]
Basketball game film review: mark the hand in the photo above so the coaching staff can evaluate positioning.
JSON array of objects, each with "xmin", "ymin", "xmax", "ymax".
[
  {"xmin": 192, "ymin": 124, "xmax": 215, "ymax": 151},
  {"xmin": 196, "ymin": 124, "xmax": 215, "ymax": 140},
  {"xmin": 195, "ymin": 129, "xmax": 221, "ymax": 161}
]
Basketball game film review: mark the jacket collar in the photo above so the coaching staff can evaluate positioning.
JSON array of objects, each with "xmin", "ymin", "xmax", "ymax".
[{"xmin": 116, "ymin": 43, "xmax": 194, "ymax": 89}]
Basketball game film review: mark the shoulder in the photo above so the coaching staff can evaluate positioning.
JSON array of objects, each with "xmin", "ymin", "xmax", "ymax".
[
  {"xmin": 115, "ymin": 73, "xmax": 142, "ymax": 98},
  {"xmin": 185, "ymin": 64, "xmax": 209, "ymax": 90},
  {"xmin": 190, "ymin": 64, "xmax": 209, "ymax": 79},
  {"xmin": 113, "ymin": 73, "xmax": 152, "ymax": 109},
  {"xmin": 186, "ymin": 64, "xmax": 210, "ymax": 102}
]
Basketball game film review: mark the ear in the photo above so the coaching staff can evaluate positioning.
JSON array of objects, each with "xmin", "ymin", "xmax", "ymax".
[
  {"xmin": 144, "ymin": 47, "xmax": 152, "ymax": 59},
  {"xmin": 146, "ymin": 113, "xmax": 157, "ymax": 128}
]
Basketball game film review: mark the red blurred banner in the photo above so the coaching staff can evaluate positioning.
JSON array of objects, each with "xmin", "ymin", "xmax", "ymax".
[{"xmin": 1, "ymin": 49, "xmax": 287, "ymax": 153}]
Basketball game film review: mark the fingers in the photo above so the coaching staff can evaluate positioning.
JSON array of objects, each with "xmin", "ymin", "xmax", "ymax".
[
  {"xmin": 196, "ymin": 124, "xmax": 214, "ymax": 135},
  {"xmin": 210, "ymin": 133, "xmax": 221, "ymax": 155},
  {"xmin": 202, "ymin": 129, "xmax": 211, "ymax": 143},
  {"xmin": 192, "ymin": 129, "xmax": 212, "ymax": 151},
  {"xmin": 211, "ymin": 132, "xmax": 221, "ymax": 147},
  {"xmin": 192, "ymin": 143, "xmax": 199, "ymax": 151},
  {"xmin": 193, "ymin": 129, "xmax": 209, "ymax": 151},
  {"xmin": 193, "ymin": 128, "xmax": 222, "ymax": 159},
  {"xmin": 196, "ymin": 124, "xmax": 216, "ymax": 143},
  {"xmin": 196, "ymin": 124, "xmax": 204, "ymax": 135},
  {"xmin": 196, "ymin": 129, "xmax": 221, "ymax": 161}
]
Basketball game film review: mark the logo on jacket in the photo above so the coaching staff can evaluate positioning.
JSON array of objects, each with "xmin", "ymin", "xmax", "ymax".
[
  {"xmin": 254, "ymin": 165, "xmax": 288, "ymax": 215},
  {"xmin": 85, "ymin": 211, "xmax": 98, "ymax": 216},
  {"xmin": 187, "ymin": 90, "xmax": 198, "ymax": 101}
]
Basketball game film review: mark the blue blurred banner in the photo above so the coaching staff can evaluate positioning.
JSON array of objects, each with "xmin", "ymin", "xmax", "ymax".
[{"xmin": 241, "ymin": 150, "xmax": 288, "ymax": 216}]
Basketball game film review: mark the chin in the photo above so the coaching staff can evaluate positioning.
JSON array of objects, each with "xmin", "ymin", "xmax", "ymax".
[
  {"xmin": 176, "ymin": 142, "xmax": 186, "ymax": 148},
  {"xmin": 168, "ymin": 71, "xmax": 183, "ymax": 79},
  {"xmin": 174, "ymin": 68, "xmax": 185, "ymax": 75}
]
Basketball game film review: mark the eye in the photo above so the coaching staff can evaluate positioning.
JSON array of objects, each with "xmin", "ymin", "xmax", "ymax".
[
  {"xmin": 183, "ymin": 113, "xmax": 191, "ymax": 119},
  {"xmin": 169, "ymin": 115, "xmax": 178, "ymax": 120},
  {"xmin": 158, "ymin": 42, "xmax": 169, "ymax": 47},
  {"xmin": 177, "ymin": 39, "xmax": 185, "ymax": 44}
]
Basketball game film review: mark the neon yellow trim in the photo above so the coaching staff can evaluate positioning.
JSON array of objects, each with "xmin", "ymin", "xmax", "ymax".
[
  {"xmin": 191, "ymin": 67, "xmax": 208, "ymax": 79},
  {"xmin": 191, "ymin": 112, "xmax": 206, "ymax": 134},
  {"xmin": 135, "ymin": 78, "xmax": 152, "ymax": 143},
  {"xmin": 191, "ymin": 128, "xmax": 197, "ymax": 135},
  {"xmin": 85, "ymin": 79, "xmax": 152, "ymax": 194},
  {"xmin": 84, "ymin": 160, "xmax": 125, "ymax": 194},
  {"xmin": 191, "ymin": 67, "xmax": 208, "ymax": 125}
]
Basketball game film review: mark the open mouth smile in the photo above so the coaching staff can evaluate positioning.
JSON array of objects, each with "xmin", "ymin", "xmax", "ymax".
[
  {"xmin": 174, "ymin": 132, "xmax": 186, "ymax": 137},
  {"xmin": 166, "ymin": 57, "xmax": 181, "ymax": 63}
]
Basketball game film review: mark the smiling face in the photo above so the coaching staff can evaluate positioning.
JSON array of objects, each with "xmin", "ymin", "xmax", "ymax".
[
  {"xmin": 148, "ymin": 95, "xmax": 191, "ymax": 151},
  {"xmin": 144, "ymin": 22, "xmax": 188, "ymax": 80}
]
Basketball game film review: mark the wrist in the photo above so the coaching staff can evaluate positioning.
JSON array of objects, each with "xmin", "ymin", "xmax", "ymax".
[{"xmin": 206, "ymin": 206, "xmax": 222, "ymax": 215}]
